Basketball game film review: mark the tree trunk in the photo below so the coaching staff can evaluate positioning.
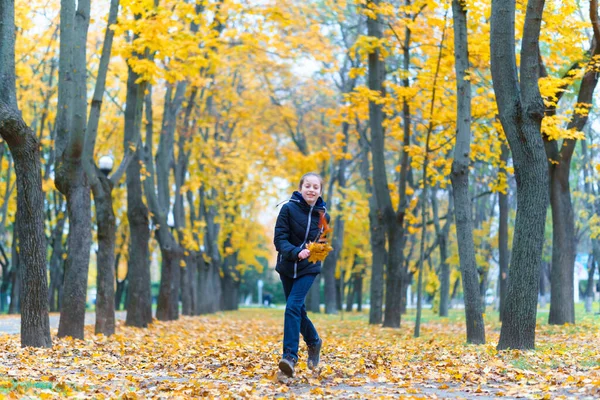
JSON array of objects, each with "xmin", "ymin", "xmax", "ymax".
[
  {"xmin": 366, "ymin": 0, "xmax": 409, "ymax": 327},
  {"xmin": 196, "ymin": 259, "xmax": 221, "ymax": 314},
  {"xmin": 0, "ymin": 0, "xmax": 52, "ymax": 347},
  {"xmin": 360, "ymin": 129, "xmax": 385, "ymax": 324},
  {"xmin": 491, "ymin": 0, "xmax": 549, "ymax": 350},
  {"xmin": 8, "ymin": 229, "xmax": 19, "ymax": 315},
  {"xmin": 181, "ymin": 253, "xmax": 196, "ymax": 316},
  {"xmin": 84, "ymin": 0, "xmax": 120, "ymax": 337},
  {"xmin": 201, "ymin": 190, "xmax": 223, "ymax": 312},
  {"xmin": 322, "ymin": 213, "xmax": 342, "ymax": 314},
  {"xmin": 585, "ymin": 254, "xmax": 595, "ymax": 313},
  {"xmin": 92, "ymin": 174, "xmax": 116, "ymax": 336},
  {"xmin": 0, "ymin": 240, "xmax": 10, "ymax": 312},
  {"xmin": 221, "ymin": 259, "xmax": 240, "ymax": 311},
  {"xmin": 345, "ymin": 273, "xmax": 354, "ymax": 312},
  {"xmin": 498, "ymin": 144, "xmax": 510, "ymax": 321},
  {"xmin": 355, "ymin": 273, "xmax": 363, "ymax": 312},
  {"xmin": 56, "ymin": 0, "xmax": 92, "ymax": 340},
  {"xmin": 432, "ymin": 187, "xmax": 453, "ymax": 317},
  {"xmin": 322, "ymin": 120, "xmax": 350, "ymax": 314},
  {"xmin": 450, "ymin": 0, "xmax": 485, "ymax": 344},
  {"xmin": 144, "ymin": 84, "xmax": 186, "ymax": 321},
  {"xmin": 124, "ymin": 64, "xmax": 152, "ymax": 328},
  {"xmin": 547, "ymin": 17, "xmax": 600, "ymax": 324},
  {"xmin": 48, "ymin": 208, "xmax": 66, "ymax": 312},
  {"xmin": 539, "ymin": 262, "xmax": 550, "ymax": 308},
  {"xmin": 156, "ymin": 244, "xmax": 181, "ymax": 321},
  {"xmin": 306, "ymin": 276, "xmax": 321, "ymax": 313}
]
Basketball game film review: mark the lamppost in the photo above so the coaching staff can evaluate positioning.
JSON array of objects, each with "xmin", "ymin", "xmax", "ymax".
[{"xmin": 98, "ymin": 155, "xmax": 114, "ymax": 176}]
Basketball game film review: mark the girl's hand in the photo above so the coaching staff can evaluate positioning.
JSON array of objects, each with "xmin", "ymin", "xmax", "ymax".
[{"xmin": 298, "ymin": 249, "xmax": 310, "ymax": 260}]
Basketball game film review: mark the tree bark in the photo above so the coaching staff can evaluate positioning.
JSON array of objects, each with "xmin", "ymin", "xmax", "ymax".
[
  {"xmin": 323, "ymin": 212, "xmax": 342, "ymax": 314},
  {"xmin": 367, "ymin": 0, "xmax": 409, "ymax": 328},
  {"xmin": 547, "ymin": 7, "xmax": 600, "ymax": 323},
  {"xmin": 450, "ymin": 0, "xmax": 485, "ymax": 344},
  {"xmin": 359, "ymin": 128, "xmax": 385, "ymax": 324},
  {"xmin": 221, "ymin": 251, "xmax": 240, "ymax": 311},
  {"xmin": 0, "ymin": 0, "xmax": 51, "ymax": 347},
  {"xmin": 56, "ymin": 0, "xmax": 92, "ymax": 340},
  {"xmin": 355, "ymin": 272, "xmax": 363, "ymax": 312},
  {"xmin": 143, "ymin": 85, "xmax": 185, "ymax": 321},
  {"xmin": 498, "ymin": 144, "xmax": 510, "ymax": 321},
  {"xmin": 196, "ymin": 188, "xmax": 222, "ymax": 314},
  {"xmin": 432, "ymin": 189, "xmax": 452, "ymax": 317},
  {"xmin": 84, "ymin": 0, "xmax": 120, "ymax": 337},
  {"xmin": 8, "ymin": 228, "xmax": 19, "ymax": 315},
  {"xmin": 124, "ymin": 64, "xmax": 152, "ymax": 328},
  {"xmin": 48, "ymin": 209, "xmax": 66, "ymax": 312},
  {"xmin": 93, "ymin": 174, "xmax": 116, "ymax": 335},
  {"xmin": 491, "ymin": 0, "xmax": 549, "ymax": 350}
]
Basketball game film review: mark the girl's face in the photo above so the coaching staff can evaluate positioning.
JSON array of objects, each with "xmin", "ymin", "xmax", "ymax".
[{"xmin": 300, "ymin": 175, "xmax": 321, "ymax": 206}]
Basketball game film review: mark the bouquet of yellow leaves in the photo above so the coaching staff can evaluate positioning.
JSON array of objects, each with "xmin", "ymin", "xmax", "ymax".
[{"xmin": 306, "ymin": 212, "xmax": 333, "ymax": 263}]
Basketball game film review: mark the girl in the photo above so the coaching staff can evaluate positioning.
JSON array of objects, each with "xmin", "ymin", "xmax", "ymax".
[{"xmin": 273, "ymin": 172, "xmax": 329, "ymax": 377}]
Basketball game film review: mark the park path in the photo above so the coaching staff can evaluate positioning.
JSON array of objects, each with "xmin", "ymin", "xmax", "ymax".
[{"xmin": 0, "ymin": 311, "xmax": 127, "ymax": 334}]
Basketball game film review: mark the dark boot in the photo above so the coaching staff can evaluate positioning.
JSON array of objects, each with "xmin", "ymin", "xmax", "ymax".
[
  {"xmin": 278, "ymin": 355, "xmax": 296, "ymax": 377},
  {"xmin": 307, "ymin": 338, "xmax": 322, "ymax": 370}
]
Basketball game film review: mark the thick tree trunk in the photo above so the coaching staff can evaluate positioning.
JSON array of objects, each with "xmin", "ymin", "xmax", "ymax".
[
  {"xmin": 451, "ymin": 0, "xmax": 485, "ymax": 344},
  {"xmin": 56, "ymin": 0, "xmax": 92, "ymax": 340},
  {"xmin": 181, "ymin": 253, "xmax": 195, "ymax": 316},
  {"xmin": 57, "ymin": 179, "xmax": 92, "ymax": 340},
  {"xmin": 92, "ymin": 174, "xmax": 116, "ymax": 336},
  {"xmin": 221, "ymin": 259, "xmax": 240, "ymax": 311},
  {"xmin": 0, "ymin": 0, "xmax": 51, "ymax": 342},
  {"xmin": 124, "ymin": 64, "xmax": 152, "ymax": 328},
  {"xmin": 498, "ymin": 145, "xmax": 510, "ymax": 321},
  {"xmin": 491, "ymin": 0, "xmax": 549, "ymax": 350},
  {"xmin": 197, "ymin": 260, "xmax": 221, "ymax": 314},
  {"xmin": 156, "ymin": 244, "xmax": 182, "ymax": 321}
]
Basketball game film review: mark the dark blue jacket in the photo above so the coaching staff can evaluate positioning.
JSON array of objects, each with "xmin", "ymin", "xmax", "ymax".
[{"xmin": 274, "ymin": 191, "xmax": 329, "ymax": 279}]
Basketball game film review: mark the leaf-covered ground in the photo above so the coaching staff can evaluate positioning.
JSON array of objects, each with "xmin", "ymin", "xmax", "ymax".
[{"xmin": 0, "ymin": 308, "xmax": 599, "ymax": 398}]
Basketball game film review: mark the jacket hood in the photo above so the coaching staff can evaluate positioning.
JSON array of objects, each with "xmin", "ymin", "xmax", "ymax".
[{"xmin": 290, "ymin": 191, "xmax": 327, "ymax": 211}]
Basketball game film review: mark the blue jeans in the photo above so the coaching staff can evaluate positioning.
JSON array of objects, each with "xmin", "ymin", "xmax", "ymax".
[{"xmin": 280, "ymin": 273, "xmax": 320, "ymax": 362}]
